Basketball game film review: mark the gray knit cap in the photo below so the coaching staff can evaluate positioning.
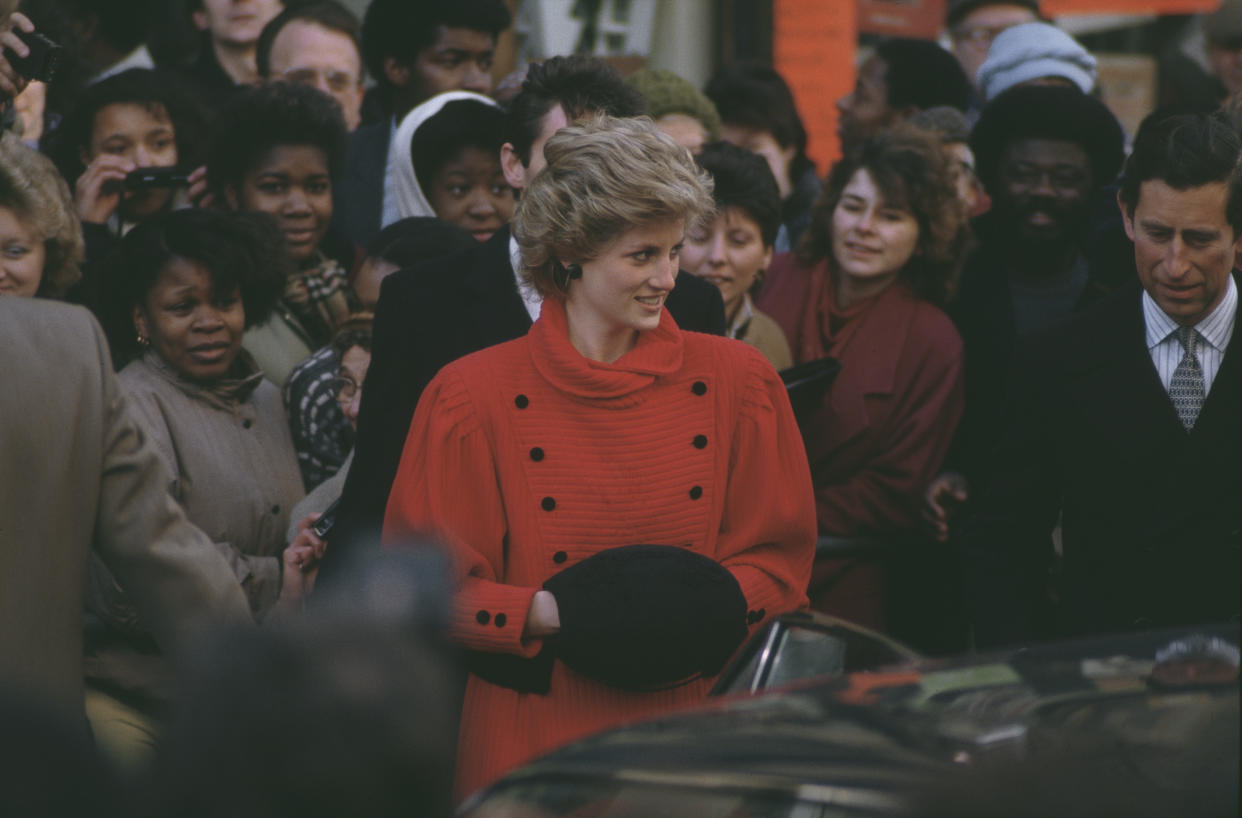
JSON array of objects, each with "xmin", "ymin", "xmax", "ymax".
[{"xmin": 976, "ymin": 22, "xmax": 1097, "ymax": 102}]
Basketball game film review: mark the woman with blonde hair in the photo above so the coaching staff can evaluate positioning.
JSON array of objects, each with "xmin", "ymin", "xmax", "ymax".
[
  {"xmin": 384, "ymin": 115, "xmax": 816, "ymax": 799},
  {"xmin": 0, "ymin": 133, "xmax": 84, "ymax": 298}
]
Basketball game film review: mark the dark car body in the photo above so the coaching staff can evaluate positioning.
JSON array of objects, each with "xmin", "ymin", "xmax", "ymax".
[{"xmin": 461, "ymin": 624, "xmax": 1239, "ymax": 817}]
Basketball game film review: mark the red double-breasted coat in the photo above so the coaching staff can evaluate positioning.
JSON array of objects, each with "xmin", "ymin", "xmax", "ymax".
[{"xmin": 383, "ymin": 298, "xmax": 816, "ymax": 799}]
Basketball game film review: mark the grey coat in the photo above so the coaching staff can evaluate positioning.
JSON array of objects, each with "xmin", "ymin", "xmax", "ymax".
[{"xmin": 0, "ymin": 299, "xmax": 251, "ymax": 717}]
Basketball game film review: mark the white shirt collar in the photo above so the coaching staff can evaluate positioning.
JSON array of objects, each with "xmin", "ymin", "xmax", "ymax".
[
  {"xmin": 510, "ymin": 233, "xmax": 542, "ymax": 321},
  {"xmin": 1143, "ymin": 274, "xmax": 1237, "ymax": 353}
]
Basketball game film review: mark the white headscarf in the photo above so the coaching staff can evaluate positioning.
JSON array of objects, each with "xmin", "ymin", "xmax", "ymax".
[{"xmin": 384, "ymin": 90, "xmax": 503, "ymax": 228}]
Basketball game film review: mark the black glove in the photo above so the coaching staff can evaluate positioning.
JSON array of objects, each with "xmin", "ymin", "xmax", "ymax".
[{"xmin": 543, "ymin": 545, "xmax": 748, "ymax": 691}]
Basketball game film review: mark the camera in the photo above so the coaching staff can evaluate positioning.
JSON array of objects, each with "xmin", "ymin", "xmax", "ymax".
[{"xmin": 4, "ymin": 29, "xmax": 61, "ymax": 84}]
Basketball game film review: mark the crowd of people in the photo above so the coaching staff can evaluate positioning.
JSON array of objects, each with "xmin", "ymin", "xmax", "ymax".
[{"xmin": 0, "ymin": 0, "xmax": 1239, "ymax": 813}]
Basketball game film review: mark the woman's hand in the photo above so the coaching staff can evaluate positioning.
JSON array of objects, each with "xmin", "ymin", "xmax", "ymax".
[
  {"xmin": 0, "ymin": 13, "xmax": 35, "ymax": 101},
  {"xmin": 523, "ymin": 589, "xmax": 560, "ymax": 639},
  {"xmin": 75, "ymin": 154, "xmax": 135, "ymax": 225},
  {"xmin": 276, "ymin": 514, "xmax": 327, "ymax": 609},
  {"xmin": 186, "ymin": 165, "xmax": 215, "ymax": 209},
  {"xmin": 921, "ymin": 471, "xmax": 969, "ymax": 543}
]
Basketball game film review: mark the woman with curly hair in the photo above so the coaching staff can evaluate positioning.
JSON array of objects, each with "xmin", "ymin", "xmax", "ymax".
[
  {"xmin": 384, "ymin": 116, "xmax": 815, "ymax": 800},
  {"xmin": 0, "ymin": 133, "xmax": 84, "ymax": 298},
  {"xmin": 87, "ymin": 208, "xmax": 323, "ymax": 767},
  {"xmin": 756, "ymin": 124, "xmax": 970, "ymax": 630}
]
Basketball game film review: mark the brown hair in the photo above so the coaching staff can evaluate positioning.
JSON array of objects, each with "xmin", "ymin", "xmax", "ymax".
[{"xmin": 798, "ymin": 124, "xmax": 967, "ymax": 306}]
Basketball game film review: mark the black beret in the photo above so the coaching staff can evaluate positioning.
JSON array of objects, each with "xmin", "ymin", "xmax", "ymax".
[{"xmin": 543, "ymin": 545, "xmax": 748, "ymax": 691}]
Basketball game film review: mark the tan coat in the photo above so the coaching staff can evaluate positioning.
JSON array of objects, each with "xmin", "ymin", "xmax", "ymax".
[
  {"xmin": 0, "ymin": 299, "xmax": 251, "ymax": 716},
  {"xmin": 90, "ymin": 352, "xmax": 306, "ymax": 622}
]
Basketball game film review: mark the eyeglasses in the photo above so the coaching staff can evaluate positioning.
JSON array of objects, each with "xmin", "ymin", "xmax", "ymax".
[
  {"xmin": 330, "ymin": 375, "xmax": 360, "ymax": 403},
  {"xmin": 280, "ymin": 67, "xmax": 358, "ymax": 94}
]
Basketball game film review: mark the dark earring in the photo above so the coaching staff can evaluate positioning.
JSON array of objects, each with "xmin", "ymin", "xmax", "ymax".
[{"xmin": 566, "ymin": 263, "xmax": 582, "ymax": 280}]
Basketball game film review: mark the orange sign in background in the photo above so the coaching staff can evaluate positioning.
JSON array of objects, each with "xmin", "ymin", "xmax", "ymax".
[
  {"xmin": 1041, "ymin": 0, "xmax": 1219, "ymax": 13},
  {"xmin": 773, "ymin": 0, "xmax": 857, "ymax": 173},
  {"xmin": 857, "ymin": 0, "xmax": 948, "ymax": 39}
]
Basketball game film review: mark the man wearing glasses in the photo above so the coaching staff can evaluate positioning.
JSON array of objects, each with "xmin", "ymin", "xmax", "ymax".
[
  {"xmin": 945, "ymin": 0, "xmax": 1039, "ymax": 98},
  {"xmin": 257, "ymin": 1, "xmax": 364, "ymax": 131}
]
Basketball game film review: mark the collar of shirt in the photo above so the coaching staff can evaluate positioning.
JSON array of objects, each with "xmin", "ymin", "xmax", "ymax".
[
  {"xmin": 510, "ymin": 233, "xmax": 542, "ymax": 321},
  {"xmin": 727, "ymin": 292, "xmax": 755, "ymax": 341},
  {"xmin": 1143, "ymin": 274, "xmax": 1237, "ymax": 353}
]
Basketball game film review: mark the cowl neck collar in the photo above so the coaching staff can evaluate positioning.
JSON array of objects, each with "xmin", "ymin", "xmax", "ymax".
[
  {"xmin": 141, "ymin": 348, "xmax": 265, "ymax": 410},
  {"xmin": 528, "ymin": 297, "xmax": 684, "ymax": 407}
]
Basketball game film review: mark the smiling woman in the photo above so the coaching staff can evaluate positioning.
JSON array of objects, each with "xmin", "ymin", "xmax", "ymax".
[
  {"xmin": 389, "ymin": 90, "xmax": 513, "ymax": 242},
  {"xmin": 756, "ymin": 125, "xmax": 969, "ymax": 631},
  {"xmin": 383, "ymin": 116, "xmax": 817, "ymax": 800},
  {"xmin": 88, "ymin": 208, "xmax": 323, "ymax": 764},
  {"xmin": 208, "ymin": 81, "xmax": 357, "ymax": 387}
]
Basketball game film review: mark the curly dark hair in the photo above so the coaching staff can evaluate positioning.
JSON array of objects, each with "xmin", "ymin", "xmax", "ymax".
[
  {"xmin": 361, "ymin": 0, "xmax": 511, "ymax": 93},
  {"xmin": 798, "ymin": 125, "xmax": 968, "ymax": 306},
  {"xmin": 44, "ymin": 68, "xmax": 206, "ymax": 186},
  {"xmin": 695, "ymin": 140, "xmax": 782, "ymax": 247},
  {"xmin": 970, "ymin": 84, "xmax": 1125, "ymax": 196},
  {"xmin": 206, "ymin": 82, "xmax": 347, "ymax": 202},
  {"xmin": 97, "ymin": 209, "xmax": 290, "ymax": 368},
  {"xmin": 501, "ymin": 55, "xmax": 646, "ymax": 167}
]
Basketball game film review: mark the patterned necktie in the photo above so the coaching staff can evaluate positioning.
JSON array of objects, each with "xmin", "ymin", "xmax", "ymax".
[{"xmin": 1169, "ymin": 326, "xmax": 1205, "ymax": 431}]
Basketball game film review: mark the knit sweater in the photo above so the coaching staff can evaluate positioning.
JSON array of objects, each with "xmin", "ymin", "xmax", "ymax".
[{"xmin": 383, "ymin": 297, "xmax": 816, "ymax": 799}]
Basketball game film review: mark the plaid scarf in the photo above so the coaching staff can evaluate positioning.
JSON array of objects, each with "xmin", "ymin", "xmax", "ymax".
[{"xmin": 283, "ymin": 252, "xmax": 357, "ymax": 347}]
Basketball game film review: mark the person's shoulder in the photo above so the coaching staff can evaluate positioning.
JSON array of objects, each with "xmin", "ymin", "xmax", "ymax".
[
  {"xmin": 0, "ymin": 297, "xmax": 99, "ymax": 344},
  {"xmin": 378, "ymin": 232, "xmax": 500, "ymax": 304},
  {"xmin": 682, "ymin": 331, "xmax": 782, "ymax": 398},
  {"xmin": 906, "ymin": 294, "xmax": 963, "ymax": 351}
]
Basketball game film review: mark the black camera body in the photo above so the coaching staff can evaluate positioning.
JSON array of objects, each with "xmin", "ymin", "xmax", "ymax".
[
  {"xmin": 4, "ymin": 29, "xmax": 61, "ymax": 83},
  {"xmin": 123, "ymin": 167, "xmax": 192, "ymax": 191}
]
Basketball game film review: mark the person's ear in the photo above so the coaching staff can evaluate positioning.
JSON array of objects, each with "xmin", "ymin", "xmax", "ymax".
[
  {"xmin": 191, "ymin": 7, "xmax": 210, "ymax": 32},
  {"xmin": 501, "ymin": 142, "xmax": 528, "ymax": 190},
  {"xmin": 383, "ymin": 57, "xmax": 411, "ymax": 89},
  {"xmin": 1117, "ymin": 189, "xmax": 1136, "ymax": 242},
  {"xmin": 760, "ymin": 243, "xmax": 774, "ymax": 272},
  {"xmin": 223, "ymin": 184, "xmax": 239, "ymax": 211},
  {"xmin": 132, "ymin": 305, "xmax": 149, "ymax": 343}
]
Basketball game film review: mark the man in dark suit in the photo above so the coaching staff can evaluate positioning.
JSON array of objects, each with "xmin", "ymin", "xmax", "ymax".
[
  {"xmin": 339, "ymin": 0, "xmax": 512, "ymax": 249},
  {"xmin": 963, "ymin": 112, "xmax": 1241, "ymax": 647},
  {"xmin": 322, "ymin": 56, "xmax": 727, "ymax": 581}
]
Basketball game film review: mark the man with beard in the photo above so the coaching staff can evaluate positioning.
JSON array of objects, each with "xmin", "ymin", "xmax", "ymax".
[
  {"xmin": 961, "ymin": 112, "xmax": 1241, "ymax": 645},
  {"xmin": 923, "ymin": 86, "xmax": 1124, "ymax": 541}
]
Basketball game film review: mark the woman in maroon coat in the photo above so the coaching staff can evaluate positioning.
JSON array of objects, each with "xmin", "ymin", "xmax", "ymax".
[
  {"xmin": 756, "ymin": 125, "xmax": 969, "ymax": 630},
  {"xmin": 384, "ymin": 116, "xmax": 816, "ymax": 800}
]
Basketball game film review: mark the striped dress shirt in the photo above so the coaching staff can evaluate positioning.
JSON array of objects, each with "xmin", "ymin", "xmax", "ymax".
[{"xmin": 1143, "ymin": 275, "xmax": 1237, "ymax": 396}]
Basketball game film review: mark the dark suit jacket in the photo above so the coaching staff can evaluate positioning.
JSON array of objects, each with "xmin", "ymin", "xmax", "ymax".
[
  {"xmin": 948, "ymin": 234, "xmax": 1121, "ymax": 482},
  {"xmin": 963, "ymin": 277, "xmax": 1241, "ymax": 647},
  {"xmin": 322, "ymin": 227, "xmax": 727, "ymax": 579},
  {"xmin": 337, "ymin": 120, "xmax": 391, "ymax": 249}
]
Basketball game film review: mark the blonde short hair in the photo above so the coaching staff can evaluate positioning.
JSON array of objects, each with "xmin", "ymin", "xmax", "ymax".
[
  {"xmin": 513, "ymin": 115, "xmax": 714, "ymax": 299},
  {"xmin": 0, "ymin": 134, "xmax": 84, "ymax": 298}
]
